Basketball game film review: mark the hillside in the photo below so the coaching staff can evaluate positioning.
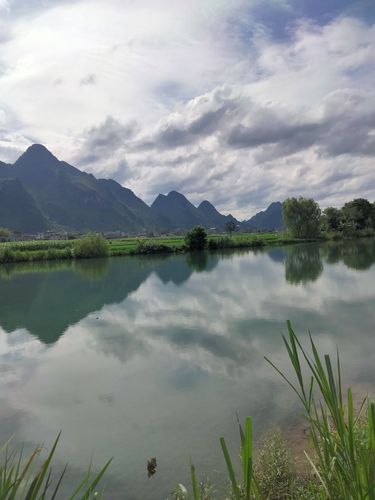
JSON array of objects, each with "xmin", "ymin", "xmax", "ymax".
[
  {"xmin": 0, "ymin": 144, "xmax": 241, "ymax": 234},
  {"xmin": 197, "ymin": 200, "xmax": 238, "ymax": 229},
  {"xmin": 0, "ymin": 145, "xmax": 168, "ymax": 233},
  {"xmin": 0, "ymin": 178, "xmax": 48, "ymax": 232},
  {"xmin": 244, "ymin": 202, "xmax": 283, "ymax": 230},
  {"xmin": 151, "ymin": 192, "xmax": 239, "ymax": 230}
]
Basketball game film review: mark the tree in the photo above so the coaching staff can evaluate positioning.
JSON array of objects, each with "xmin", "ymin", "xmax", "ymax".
[
  {"xmin": 322, "ymin": 207, "xmax": 341, "ymax": 232},
  {"xmin": 0, "ymin": 227, "xmax": 11, "ymax": 242},
  {"xmin": 184, "ymin": 226, "xmax": 207, "ymax": 251},
  {"xmin": 341, "ymin": 198, "xmax": 373, "ymax": 231},
  {"xmin": 282, "ymin": 197, "xmax": 321, "ymax": 238},
  {"xmin": 225, "ymin": 220, "xmax": 236, "ymax": 236}
]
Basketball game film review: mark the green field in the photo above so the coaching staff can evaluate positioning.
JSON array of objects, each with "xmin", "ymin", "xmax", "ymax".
[{"xmin": 0, "ymin": 232, "xmax": 322, "ymax": 264}]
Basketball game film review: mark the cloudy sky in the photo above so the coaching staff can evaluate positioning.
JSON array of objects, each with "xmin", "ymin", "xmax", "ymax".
[{"xmin": 0, "ymin": 0, "xmax": 374, "ymax": 218}]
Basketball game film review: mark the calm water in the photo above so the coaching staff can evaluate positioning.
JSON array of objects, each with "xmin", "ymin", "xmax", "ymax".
[{"xmin": 0, "ymin": 239, "xmax": 374, "ymax": 498}]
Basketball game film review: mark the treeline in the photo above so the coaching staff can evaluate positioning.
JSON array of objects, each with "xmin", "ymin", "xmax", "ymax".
[{"xmin": 283, "ymin": 197, "xmax": 375, "ymax": 238}]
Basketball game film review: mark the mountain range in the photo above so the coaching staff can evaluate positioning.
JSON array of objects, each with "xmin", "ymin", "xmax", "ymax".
[{"xmin": 0, "ymin": 144, "xmax": 283, "ymax": 234}]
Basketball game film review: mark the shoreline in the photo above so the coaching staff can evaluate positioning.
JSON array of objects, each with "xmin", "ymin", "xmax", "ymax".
[{"xmin": 0, "ymin": 231, "xmax": 374, "ymax": 264}]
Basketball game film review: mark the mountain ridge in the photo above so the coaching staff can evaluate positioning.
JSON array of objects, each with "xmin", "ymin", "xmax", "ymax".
[
  {"xmin": 244, "ymin": 201, "xmax": 284, "ymax": 229},
  {"xmin": 0, "ymin": 144, "xmax": 247, "ymax": 233}
]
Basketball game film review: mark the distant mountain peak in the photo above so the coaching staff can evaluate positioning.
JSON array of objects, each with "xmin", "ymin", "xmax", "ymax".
[
  {"xmin": 245, "ymin": 201, "xmax": 283, "ymax": 230},
  {"xmin": 198, "ymin": 200, "xmax": 214, "ymax": 209},
  {"xmin": 15, "ymin": 143, "xmax": 59, "ymax": 166},
  {"xmin": 167, "ymin": 190, "xmax": 187, "ymax": 200}
]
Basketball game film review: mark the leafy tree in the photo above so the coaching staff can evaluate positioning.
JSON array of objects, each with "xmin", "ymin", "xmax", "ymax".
[
  {"xmin": 184, "ymin": 226, "xmax": 207, "ymax": 250},
  {"xmin": 0, "ymin": 227, "xmax": 11, "ymax": 242},
  {"xmin": 225, "ymin": 220, "xmax": 237, "ymax": 236},
  {"xmin": 74, "ymin": 233, "xmax": 109, "ymax": 258},
  {"xmin": 322, "ymin": 207, "xmax": 342, "ymax": 232},
  {"xmin": 282, "ymin": 197, "xmax": 321, "ymax": 238},
  {"xmin": 341, "ymin": 198, "xmax": 372, "ymax": 230}
]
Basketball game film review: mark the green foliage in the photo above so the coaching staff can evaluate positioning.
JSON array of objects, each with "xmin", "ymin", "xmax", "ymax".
[
  {"xmin": 0, "ymin": 227, "xmax": 11, "ymax": 242},
  {"xmin": 74, "ymin": 233, "xmax": 109, "ymax": 259},
  {"xmin": 254, "ymin": 430, "xmax": 293, "ymax": 499},
  {"xmin": 184, "ymin": 226, "xmax": 207, "ymax": 251},
  {"xmin": 0, "ymin": 433, "xmax": 111, "ymax": 499},
  {"xmin": 266, "ymin": 321, "xmax": 375, "ymax": 500},
  {"xmin": 132, "ymin": 240, "xmax": 174, "ymax": 255},
  {"xmin": 282, "ymin": 197, "xmax": 321, "ymax": 238},
  {"xmin": 342, "ymin": 198, "xmax": 373, "ymax": 231},
  {"xmin": 321, "ymin": 207, "xmax": 341, "ymax": 232}
]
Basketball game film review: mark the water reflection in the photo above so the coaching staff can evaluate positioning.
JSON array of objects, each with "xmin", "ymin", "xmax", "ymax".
[
  {"xmin": 0, "ymin": 254, "xmax": 219, "ymax": 343},
  {"xmin": 0, "ymin": 240, "xmax": 375, "ymax": 345},
  {"xmin": 0, "ymin": 240, "xmax": 374, "ymax": 499},
  {"xmin": 284, "ymin": 244, "xmax": 323, "ymax": 285},
  {"xmin": 321, "ymin": 238, "xmax": 375, "ymax": 270}
]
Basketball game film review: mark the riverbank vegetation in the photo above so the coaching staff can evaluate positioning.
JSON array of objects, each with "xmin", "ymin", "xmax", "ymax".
[
  {"xmin": 172, "ymin": 322, "xmax": 374, "ymax": 499},
  {"xmin": 1, "ymin": 228, "xmax": 374, "ymax": 264},
  {"xmin": 283, "ymin": 196, "xmax": 375, "ymax": 239},
  {"xmin": 0, "ymin": 324, "xmax": 373, "ymax": 499}
]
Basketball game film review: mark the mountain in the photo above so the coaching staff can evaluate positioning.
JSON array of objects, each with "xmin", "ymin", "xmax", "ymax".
[
  {"xmin": 244, "ymin": 202, "xmax": 283, "ymax": 230},
  {"xmin": 197, "ymin": 200, "xmax": 238, "ymax": 229},
  {"xmin": 151, "ymin": 191, "xmax": 238, "ymax": 230},
  {"xmin": 0, "ymin": 144, "xmax": 166, "ymax": 233},
  {"xmin": 0, "ymin": 178, "xmax": 48, "ymax": 232},
  {"xmin": 152, "ymin": 191, "xmax": 206, "ymax": 229},
  {"xmin": 0, "ymin": 144, "xmax": 238, "ymax": 234}
]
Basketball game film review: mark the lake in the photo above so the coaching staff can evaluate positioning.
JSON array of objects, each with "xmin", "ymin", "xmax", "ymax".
[{"xmin": 0, "ymin": 239, "xmax": 374, "ymax": 499}]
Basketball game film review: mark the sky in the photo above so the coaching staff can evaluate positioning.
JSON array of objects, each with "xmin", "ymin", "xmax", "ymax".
[{"xmin": 0, "ymin": 0, "xmax": 374, "ymax": 218}]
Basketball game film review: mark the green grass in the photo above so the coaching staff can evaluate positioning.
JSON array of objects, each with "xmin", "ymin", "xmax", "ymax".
[
  {"xmin": 0, "ymin": 232, "xmax": 322, "ymax": 264},
  {"xmin": 0, "ymin": 433, "xmax": 111, "ymax": 499}
]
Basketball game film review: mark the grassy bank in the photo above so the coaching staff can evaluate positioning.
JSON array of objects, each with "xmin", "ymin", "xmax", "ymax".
[
  {"xmin": 0, "ymin": 230, "xmax": 374, "ymax": 264},
  {"xmin": 0, "ymin": 232, "xmax": 333, "ymax": 264}
]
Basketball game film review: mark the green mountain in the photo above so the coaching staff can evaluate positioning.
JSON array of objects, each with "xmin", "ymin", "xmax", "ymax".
[
  {"xmin": 197, "ymin": 200, "xmax": 238, "ymax": 229},
  {"xmin": 151, "ymin": 191, "xmax": 207, "ymax": 229},
  {"xmin": 151, "ymin": 191, "xmax": 239, "ymax": 230},
  {"xmin": 0, "ymin": 144, "xmax": 166, "ymax": 233},
  {"xmin": 244, "ymin": 202, "xmax": 283, "ymax": 230},
  {"xmin": 0, "ymin": 144, "xmax": 240, "ymax": 234},
  {"xmin": 0, "ymin": 178, "xmax": 48, "ymax": 232}
]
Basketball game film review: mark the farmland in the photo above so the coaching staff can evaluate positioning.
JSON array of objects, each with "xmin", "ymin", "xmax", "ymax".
[{"xmin": 0, "ymin": 232, "xmax": 314, "ymax": 264}]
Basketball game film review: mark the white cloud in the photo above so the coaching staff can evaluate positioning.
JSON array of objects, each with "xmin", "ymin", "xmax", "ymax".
[{"xmin": 0, "ymin": 2, "xmax": 374, "ymax": 218}]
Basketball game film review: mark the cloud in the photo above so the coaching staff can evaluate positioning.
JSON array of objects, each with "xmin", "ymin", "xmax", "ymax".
[
  {"xmin": 0, "ymin": 2, "xmax": 374, "ymax": 218},
  {"xmin": 80, "ymin": 73, "xmax": 97, "ymax": 86},
  {"xmin": 75, "ymin": 116, "xmax": 137, "ymax": 164}
]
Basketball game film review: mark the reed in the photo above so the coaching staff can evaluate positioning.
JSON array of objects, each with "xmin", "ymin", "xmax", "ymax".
[
  {"xmin": 0, "ymin": 433, "xmax": 111, "ymax": 499},
  {"xmin": 265, "ymin": 321, "xmax": 375, "ymax": 499}
]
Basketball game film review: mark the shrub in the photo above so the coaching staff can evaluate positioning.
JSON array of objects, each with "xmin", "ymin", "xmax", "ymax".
[
  {"xmin": 133, "ymin": 241, "xmax": 174, "ymax": 255},
  {"xmin": 0, "ymin": 247, "xmax": 15, "ymax": 263},
  {"xmin": 0, "ymin": 227, "xmax": 11, "ymax": 242},
  {"xmin": 74, "ymin": 233, "xmax": 109, "ymax": 259},
  {"xmin": 184, "ymin": 226, "xmax": 207, "ymax": 251},
  {"xmin": 254, "ymin": 430, "xmax": 293, "ymax": 499}
]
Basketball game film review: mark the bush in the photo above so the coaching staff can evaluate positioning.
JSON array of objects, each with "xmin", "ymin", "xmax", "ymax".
[
  {"xmin": 254, "ymin": 430, "xmax": 293, "ymax": 499},
  {"xmin": 74, "ymin": 233, "xmax": 109, "ymax": 259},
  {"xmin": 184, "ymin": 226, "xmax": 207, "ymax": 250},
  {"xmin": 0, "ymin": 247, "xmax": 15, "ymax": 263},
  {"xmin": 132, "ymin": 241, "xmax": 174, "ymax": 255},
  {"xmin": 0, "ymin": 227, "xmax": 11, "ymax": 242}
]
